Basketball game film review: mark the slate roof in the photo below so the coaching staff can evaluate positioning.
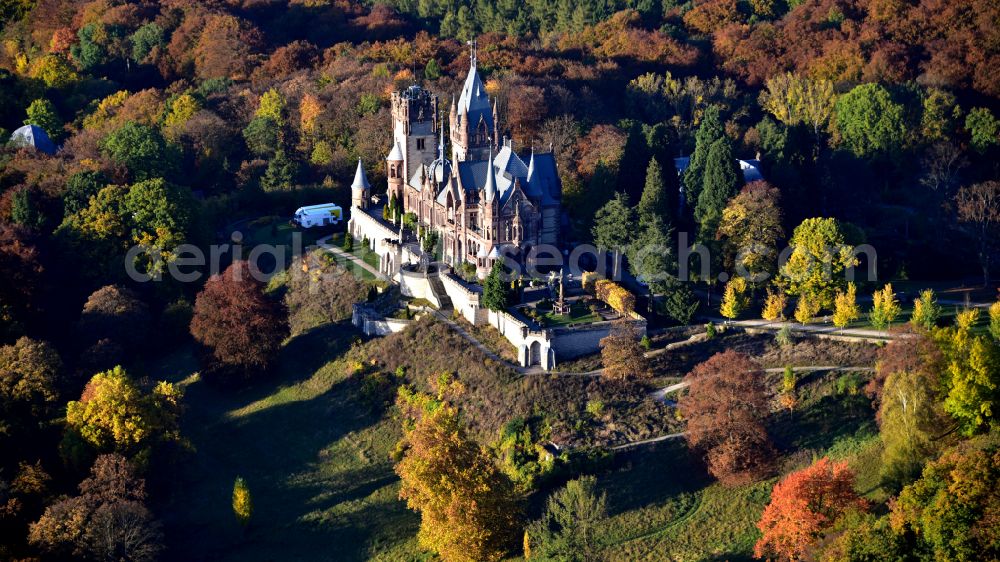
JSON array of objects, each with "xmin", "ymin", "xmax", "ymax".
[
  {"xmin": 455, "ymin": 148, "xmax": 561, "ymax": 208},
  {"xmin": 386, "ymin": 141, "xmax": 403, "ymax": 161},
  {"xmin": 351, "ymin": 159, "xmax": 371, "ymax": 190},
  {"xmin": 673, "ymin": 156, "xmax": 764, "ymax": 184},
  {"xmin": 457, "ymin": 63, "xmax": 493, "ymax": 132},
  {"xmin": 10, "ymin": 124, "xmax": 56, "ymax": 155}
]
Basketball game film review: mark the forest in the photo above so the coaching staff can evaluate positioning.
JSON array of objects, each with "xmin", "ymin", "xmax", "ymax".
[{"xmin": 0, "ymin": 0, "xmax": 998, "ymax": 560}]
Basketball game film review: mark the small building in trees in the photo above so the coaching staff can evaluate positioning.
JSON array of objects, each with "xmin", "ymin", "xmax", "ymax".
[
  {"xmin": 673, "ymin": 156, "xmax": 763, "ymax": 211},
  {"xmin": 9, "ymin": 124, "xmax": 56, "ymax": 155}
]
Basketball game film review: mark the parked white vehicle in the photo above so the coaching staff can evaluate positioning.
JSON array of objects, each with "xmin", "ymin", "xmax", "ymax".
[{"xmin": 292, "ymin": 203, "xmax": 343, "ymax": 228}]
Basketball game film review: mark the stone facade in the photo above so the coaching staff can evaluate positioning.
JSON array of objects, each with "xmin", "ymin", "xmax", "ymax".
[{"xmin": 379, "ymin": 51, "xmax": 562, "ymax": 278}]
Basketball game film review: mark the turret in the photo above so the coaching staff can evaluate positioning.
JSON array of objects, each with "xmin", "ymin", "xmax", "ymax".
[
  {"xmin": 351, "ymin": 159, "xmax": 371, "ymax": 210},
  {"xmin": 386, "ymin": 141, "xmax": 404, "ymax": 207}
]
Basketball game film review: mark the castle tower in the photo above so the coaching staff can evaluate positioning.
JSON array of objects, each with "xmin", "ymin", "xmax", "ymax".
[
  {"xmin": 351, "ymin": 159, "xmax": 371, "ymax": 210},
  {"xmin": 386, "ymin": 141, "xmax": 404, "ymax": 207},
  {"xmin": 390, "ymin": 85, "xmax": 438, "ymax": 186},
  {"xmin": 451, "ymin": 39, "xmax": 497, "ymax": 163}
]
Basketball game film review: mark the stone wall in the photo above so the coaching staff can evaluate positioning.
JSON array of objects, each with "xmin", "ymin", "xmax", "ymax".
[
  {"xmin": 397, "ymin": 268, "xmax": 442, "ymax": 307},
  {"xmin": 487, "ymin": 309, "xmax": 554, "ymax": 369},
  {"xmin": 348, "ymin": 206, "xmax": 397, "ymax": 253},
  {"xmin": 439, "ymin": 271, "xmax": 484, "ymax": 325},
  {"xmin": 352, "ymin": 303, "xmax": 412, "ymax": 336}
]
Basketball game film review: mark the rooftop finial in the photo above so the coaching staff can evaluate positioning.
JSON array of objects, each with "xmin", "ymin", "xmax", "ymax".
[
  {"xmin": 438, "ymin": 122, "xmax": 445, "ymax": 160},
  {"xmin": 467, "ymin": 38, "xmax": 477, "ymax": 68}
]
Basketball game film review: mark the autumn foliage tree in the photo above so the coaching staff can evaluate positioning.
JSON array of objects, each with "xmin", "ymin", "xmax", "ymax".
[
  {"xmin": 190, "ymin": 261, "xmax": 288, "ymax": 376},
  {"xmin": 599, "ymin": 319, "xmax": 650, "ymax": 381},
  {"xmin": 393, "ymin": 387, "xmax": 521, "ymax": 562},
  {"xmin": 754, "ymin": 457, "xmax": 867, "ymax": 561},
  {"xmin": 61, "ymin": 366, "xmax": 182, "ymax": 470},
  {"xmin": 29, "ymin": 454, "xmax": 162, "ymax": 562},
  {"xmin": 678, "ymin": 350, "xmax": 773, "ymax": 485},
  {"xmin": 890, "ymin": 436, "xmax": 1000, "ymax": 561}
]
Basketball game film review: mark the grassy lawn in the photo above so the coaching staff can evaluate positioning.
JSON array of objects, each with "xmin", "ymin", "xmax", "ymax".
[
  {"xmin": 152, "ymin": 324, "xmax": 422, "ymax": 561},
  {"xmin": 327, "ymin": 232, "xmax": 381, "ymax": 271},
  {"xmin": 245, "ymin": 217, "xmax": 324, "ymax": 250},
  {"xmin": 591, "ymin": 442, "xmax": 771, "ymax": 562},
  {"xmin": 585, "ymin": 366, "xmax": 884, "ymax": 562},
  {"xmin": 534, "ymin": 300, "xmax": 603, "ymax": 327}
]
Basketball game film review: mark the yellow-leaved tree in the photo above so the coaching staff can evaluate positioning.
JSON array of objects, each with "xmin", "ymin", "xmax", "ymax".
[
  {"xmin": 233, "ymin": 476, "xmax": 253, "ymax": 527},
  {"xmin": 794, "ymin": 295, "xmax": 820, "ymax": 325},
  {"xmin": 761, "ymin": 289, "xmax": 786, "ymax": 322},
  {"xmin": 163, "ymin": 93, "xmax": 201, "ymax": 140},
  {"xmin": 870, "ymin": 284, "xmax": 902, "ymax": 332},
  {"xmin": 61, "ymin": 366, "xmax": 183, "ymax": 470},
  {"xmin": 832, "ymin": 282, "xmax": 860, "ymax": 332},
  {"xmin": 779, "ymin": 217, "xmax": 858, "ymax": 309},
  {"xmin": 256, "ymin": 88, "xmax": 285, "ymax": 125},
  {"xmin": 989, "ymin": 301, "xmax": 1000, "ymax": 342},
  {"xmin": 298, "ymin": 93, "xmax": 322, "ymax": 146},
  {"xmin": 910, "ymin": 288, "xmax": 941, "ymax": 330},
  {"xmin": 394, "ymin": 386, "xmax": 521, "ymax": 562},
  {"xmin": 720, "ymin": 276, "xmax": 749, "ymax": 320},
  {"xmin": 937, "ymin": 309, "xmax": 1000, "ymax": 436}
]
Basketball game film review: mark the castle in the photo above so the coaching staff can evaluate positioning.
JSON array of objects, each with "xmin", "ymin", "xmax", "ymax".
[{"xmin": 350, "ymin": 46, "xmax": 562, "ymax": 279}]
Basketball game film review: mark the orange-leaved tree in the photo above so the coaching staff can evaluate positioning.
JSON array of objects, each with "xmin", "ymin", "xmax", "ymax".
[
  {"xmin": 393, "ymin": 384, "xmax": 521, "ymax": 562},
  {"xmin": 754, "ymin": 457, "xmax": 867, "ymax": 561}
]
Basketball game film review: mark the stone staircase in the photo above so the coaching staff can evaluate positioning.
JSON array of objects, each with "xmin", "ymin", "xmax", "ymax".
[{"xmin": 426, "ymin": 273, "xmax": 453, "ymax": 310}]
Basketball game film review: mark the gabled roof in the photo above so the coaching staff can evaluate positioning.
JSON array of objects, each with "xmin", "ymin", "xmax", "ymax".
[
  {"xmin": 409, "ymin": 165, "xmax": 426, "ymax": 191},
  {"xmin": 351, "ymin": 159, "xmax": 370, "ymax": 191},
  {"xmin": 494, "ymin": 144, "xmax": 529, "ymax": 181},
  {"xmin": 10, "ymin": 124, "xmax": 56, "ymax": 155},
  {"xmin": 455, "ymin": 147, "xmax": 561, "ymax": 208},
  {"xmin": 435, "ymin": 177, "xmax": 459, "ymax": 205}
]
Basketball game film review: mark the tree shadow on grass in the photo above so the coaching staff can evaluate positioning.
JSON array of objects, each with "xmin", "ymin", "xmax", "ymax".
[
  {"xmin": 768, "ymin": 394, "xmax": 876, "ymax": 454},
  {"xmin": 160, "ymin": 322, "xmax": 414, "ymax": 561},
  {"xmin": 599, "ymin": 441, "xmax": 711, "ymax": 518}
]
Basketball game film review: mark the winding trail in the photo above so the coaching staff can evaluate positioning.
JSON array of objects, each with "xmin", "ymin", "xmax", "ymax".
[{"xmin": 650, "ymin": 365, "xmax": 876, "ymax": 402}]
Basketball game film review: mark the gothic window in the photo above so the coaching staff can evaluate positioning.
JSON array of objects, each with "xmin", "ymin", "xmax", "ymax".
[{"xmin": 417, "ymin": 138, "xmax": 425, "ymax": 150}]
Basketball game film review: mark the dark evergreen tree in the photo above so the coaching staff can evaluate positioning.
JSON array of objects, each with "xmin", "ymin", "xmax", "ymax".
[
  {"xmin": 482, "ymin": 260, "xmax": 512, "ymax": 312},
  {"xmin": 695, "ymin": 137, "xmax": 741, "ymax": 242},
  {"xmin": 638, "ymin": 158, "xmax": 669, "ymax": 229},
  {"xmin": 261, "ymin": 149, "xmax": 298, "ymax": 191},
  {"xmin": 592, "ymin": 192, "xmax": 636, "ymax": 278},
  {"xmin": 684, "ymin": 105, "xmax": 724, "ymax": 208},
  {"xmin": 629, "ymin": 214, "xmax": 674, "ymax": 296},
  {"xmin": 661, "ymin": 280, "xmax": 699, "ymax": 325}
]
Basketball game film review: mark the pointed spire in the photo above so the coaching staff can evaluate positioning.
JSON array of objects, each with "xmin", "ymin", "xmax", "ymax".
[
  {"xmin": 438, "ymin": 124, "xmax": 445, "ymax": 160},
  {"xmin": 527, "ymin": 148, "xmax": 537, "ymax": 183},
  {"xmin": 484, "ymin": 145, "xmax": 497, "ymax": 203},
  {"xmin": 351, "ymin": 159, "xmax": 370, "ymax": 191},
  {"xmin": 386, "ymin": 141, "xmax": 403, "ymax": 162}
]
